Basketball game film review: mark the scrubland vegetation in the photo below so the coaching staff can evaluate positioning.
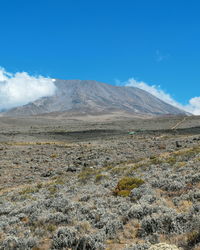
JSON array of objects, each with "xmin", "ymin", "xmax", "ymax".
[{"xmin": 0, "ymin": 117, "xmax": 200, "ymax": 249}]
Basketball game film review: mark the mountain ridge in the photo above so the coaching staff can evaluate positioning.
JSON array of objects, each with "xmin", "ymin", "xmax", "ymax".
[{"xmin": 3, "ymin": 79, "xmax": 187, "ymax": 117}]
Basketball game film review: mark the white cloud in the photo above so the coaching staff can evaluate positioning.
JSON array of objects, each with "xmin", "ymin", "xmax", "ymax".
[
  {"xmin": 124, "ymin": 78, "xmax": 200, "ymax": 115},
  {"xmin": 186, "ymin": 97, "xmax": 200, "ymax": 115},
  {"xmin": 0, "ymin": 68, "xmax": 56, "ymax": 110}
]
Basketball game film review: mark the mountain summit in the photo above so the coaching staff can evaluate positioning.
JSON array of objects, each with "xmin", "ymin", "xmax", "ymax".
[{"xmin": 4, "ymin": 80, "xmax": 187, "ymax": 116}]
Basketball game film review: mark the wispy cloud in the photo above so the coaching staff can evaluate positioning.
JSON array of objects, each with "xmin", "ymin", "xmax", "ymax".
[
  {"xmin": 124, "ymin": 78, "xmax": 200, "ymax": 115},
  {"xmin": 0, "ymin": 68, "xmax": 56, "ymax": 110},
  {"xmin": 155, "ymin": 50, "xmax": 170, "ymax": 62}
]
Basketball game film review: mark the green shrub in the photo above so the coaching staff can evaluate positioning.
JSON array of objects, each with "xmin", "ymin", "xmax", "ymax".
[
  {"xmin": 19, "ymin": 187, "xmax": 37, "ymax": 195},
  {"xmin": 78, "ymin": 168, "xmax": 98, "ymax": 183},
  {"xmin": 166, "ymin": 156, "xmax": 177, "ymax": 165},
  {"xmin": 47, "ymin": 224, "xmax": 57, "ymax": 232},
  {"xmin": 150, "ymin": 157, "xmax": 163, "ymax": 165},
  {"xmin": 48, "ymin": 185, "xmax": 58, "ymax": 195},
  {"xmin": 117, "ymin": 190, "xmax": 131, "ymax": 197},
  {"xmin": 95, "ymin": 174, "xmax": 108, "ymax": 183},
  {"xmin": 113, "ymin": 177, "xmax": 145, "ymax": 197}
]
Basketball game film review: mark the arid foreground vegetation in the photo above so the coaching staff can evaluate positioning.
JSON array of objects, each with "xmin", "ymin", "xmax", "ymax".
[{"xmin": 0, "ymin": 115, "xmax": 200, "ymax": 250}]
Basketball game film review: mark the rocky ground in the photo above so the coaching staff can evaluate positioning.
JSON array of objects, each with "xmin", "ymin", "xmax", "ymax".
[{"xmin": 0, "ymin": 115, "xmax": 200, "ymax": 250}]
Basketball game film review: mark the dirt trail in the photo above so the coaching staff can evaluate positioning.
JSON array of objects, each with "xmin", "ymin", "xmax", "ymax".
[{"xmin": 171, "ymin": 117, "xmax": 187, "ymax": 130}]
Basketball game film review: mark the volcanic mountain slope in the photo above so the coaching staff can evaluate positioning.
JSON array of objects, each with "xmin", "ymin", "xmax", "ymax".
[{"xmin": 5, "ymin": 80, "xmax": 187, "ymax": 116}]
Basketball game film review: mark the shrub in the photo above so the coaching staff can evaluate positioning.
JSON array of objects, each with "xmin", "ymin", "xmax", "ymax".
[
  {"xmin": 50, "ymin": 153, "xmax": 58, "ymax": 158},
  {"xmin": 48, "ymin": 185, "xmax": 58, "ymax": 195},
  {"xmin": 113, "ymin": 177, "xmax": 145, "ymax": 197},
  {"xmin": 187, "ymin": 230, "xmax": 200, "ymax": 247},
  {"xmin": 117, "ymin": 190, "xmax": 131, "ymax": 197},
  {"xmin": 78, "ymin": 168, "xmax": 98, "ymax": 183},
  {"xmin": 95, "ymin": 174, "xmax": 108, "ymax": 183},
  {"xmin": 19, "ymin": 187, "xmax": 37, "ymax": 195},
  {"xmin": 166, "ymin": 156, "xmax": 177, "ymax": 165},
  {"xmin": 47, "ymin": 224, "xmax": 57, "ymax": 232},
  {"xmin": 150, "ymin": 156, "xmax": 163, "ymax": 165}
]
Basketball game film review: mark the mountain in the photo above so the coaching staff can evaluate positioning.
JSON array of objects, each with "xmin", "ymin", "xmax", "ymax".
[{"xmin": 4, "ymin": 79, "xmax": 187, "ymax": 116}]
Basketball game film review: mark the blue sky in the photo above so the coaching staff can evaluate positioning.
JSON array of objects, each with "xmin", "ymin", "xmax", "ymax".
[{"xmin": 0, "ymin": 0, "xmax": 200, "ymax": 113}]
